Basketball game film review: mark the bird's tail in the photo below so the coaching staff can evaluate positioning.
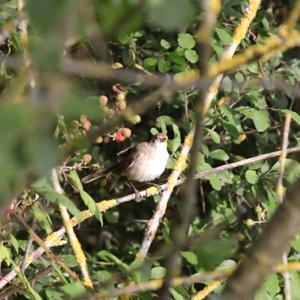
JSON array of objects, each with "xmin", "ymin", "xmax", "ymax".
[{"xmin": 81, "ymin": 165, "xmax": 118, "ymax": 184}]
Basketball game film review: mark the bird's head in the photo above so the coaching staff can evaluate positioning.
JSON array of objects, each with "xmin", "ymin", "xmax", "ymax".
[{"xmin": 150, "ymin": 133, "xmax": 168, "ymax": 145}]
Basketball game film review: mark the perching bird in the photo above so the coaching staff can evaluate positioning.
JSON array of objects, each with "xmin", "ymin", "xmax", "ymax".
[{"xmin": 82, "ymin": 133, "xmax": 169, "ymax": 193}]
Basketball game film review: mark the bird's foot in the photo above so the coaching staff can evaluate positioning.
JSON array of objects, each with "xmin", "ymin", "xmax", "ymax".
[
  {"xmin": 126, "ymin": 180, "xmax": 142, "ymax": 201},
  {"xmin": 134, "ymin": 190, "xmax": 142, "ymax": 201}
]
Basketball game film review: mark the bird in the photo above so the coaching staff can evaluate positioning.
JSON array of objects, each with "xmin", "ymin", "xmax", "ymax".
[{"xmin": 81, "ymin": 133, "xmax": 169, "ymax": 195}]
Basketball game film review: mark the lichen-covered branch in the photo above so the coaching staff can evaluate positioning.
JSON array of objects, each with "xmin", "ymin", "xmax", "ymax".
[{"xmin": 52, "ymin": 169, "xmax": 93, "ymax": 288}]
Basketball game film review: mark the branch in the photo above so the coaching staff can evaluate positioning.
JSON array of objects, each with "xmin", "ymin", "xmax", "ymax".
[
  {"xmin": 13, "ymin": 214, "xmax": 79, "ymax": 282},
  {"xmin": 136, "ymin": 128, "xmax": 194, "ymax": 260},
  {"xmin": 0, "ymin": 267, "xmax": 52, "ymax": 299},
  {"xmin": 202, "ymin": 0, "xmax": 262, "ymax": 112},
  {"xmin": 157, "ymin": 0, "xmax": 221, "ymax": 297},
  {"xmin": 276, "ymin": 113, "xmax": 292, "ymax": 300},
  {"xmin": 76, "ymin": 0, "xmax": 110, "ymax": 62},
  {"xmin": 52, "ymin": 168, "xmax": 93, "ymax": 288},
  {"xmin": 89, "ymin": 261, "xmax": 300, "ymax": 299},
  {"xmin": 222, "ymin": 179, "xmax": 300, "ymax": 299}
]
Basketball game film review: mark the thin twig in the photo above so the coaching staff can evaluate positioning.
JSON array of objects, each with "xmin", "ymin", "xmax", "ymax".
[
  {"xmin": 0, "ymin": 267, "xmax": 52, "ymax": 299},
  {"xmin": 276, "ymin": 113, "xmax": 292, "ymax": 300},
  {"xmin": 20, "ymin": 219, "xmax": 36, "ymax": 272},
  {"xmin": 136, "ymin": 129, "xmax": 194, "ymax": 261},
  {"xmin": 93, "ymin": 268, "xmax": 233, "ymax": 299},
  {"xmin": 18, "ymin": 0, "xmax": 36, "ymax": 90},
  {"xmin": 203, "ymin": 0, "xmax": 262, "ymax": 112},
  {"xmin": 13, "ymin": 213, "xmax": 79, "ymax": 282},
  {"xmin": 52, "ymin": 168, "xmax": 93, "ymax": 288},
  {"xmin": 88, "ymin": 261, "xmax": 300, "ymax": 300}
]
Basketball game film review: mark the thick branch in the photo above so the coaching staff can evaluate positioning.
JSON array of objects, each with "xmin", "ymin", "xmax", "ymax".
[{"xmin": 222, "ymin": 176, "xmax": 300, "ymax": 299}]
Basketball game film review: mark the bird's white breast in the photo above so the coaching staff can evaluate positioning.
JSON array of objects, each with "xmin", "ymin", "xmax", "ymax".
[{"xmin": 126, "ymin": 142, "xmax": 169, "ymax": 182}]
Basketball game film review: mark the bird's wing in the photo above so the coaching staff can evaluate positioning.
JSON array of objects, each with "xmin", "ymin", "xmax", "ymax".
[
  {"xmin": 117, "ymin": 143, "xmax": 136, "ymax": 159},
  {"xmin": 81, "ymin": 169, "xmax": 107, "ymax": 184},
  {"xmin": 82, "ymin": 142, "xmax": 148, "ymax": 184},
  {"xmin": 125, "ymin": 142, "xmax": 148, "ymax": 169}
]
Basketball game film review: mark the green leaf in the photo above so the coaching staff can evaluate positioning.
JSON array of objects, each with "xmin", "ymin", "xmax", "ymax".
[
  {"xmin": 235, "ymin": 72, "xmax": 244, "ymax": 82},
  {"xmin": 240, "ymin": 108, "xmax": 270, "ymax": 132},
  {"xmin": 151, "ymin": 266, "xmax": 167, "ymax": 279},
  {"xmin": 68, "ymin": 170, "xmax": 103, "ymax": 226},
  {"xmin": 291, "ymin": 234, "xmax": 300, "ymax": 252},
  {"xmin": 32, "ymin": 204, "xmax": 52, "ymax": 234},
  {"xmin": 255, "ymin": 274, "xmax": 280, "ymax": 300},
  {"xmin": 178, "ymin": 33, "xmax": 196, "ymax": 49},
  {"xmin": 215, "ymin": 259, "xmax": 236, "ymax": 272},
  {"xmin": 222, "ymin": 121, "xmax": 240, "ymax": 138},
  {"xmin": 252, "ymin": 110, "xmax": 270, "ymax": 132},
  {"xmin": 45, "ymin": 289, "xmax": 64, "ymax": 300},
  {"xmin": 129, "ymin": 260, "xmax": 151, "ymax": 282},
  {"xmin": 9, "ymin": 234, "xmax": 19, "ymax": 253},
  {"xmin": 143, "ymin": 57, "xmax": 158, "ymax": 69},
  {"xmin": 196, "ymin": 238, "xmax": 238, "ymax": 270},
  {"xmin": 122, "ymin": 48, "xmax": 136, "ymax": 65},
  {"xmin": 147, "ymin": 0, "xmax": 196, "ymax": 31},
  {"xmin": 170, "ymin": 287, "xmax": 186, "ymax": 300},
  {"xmin": 97, "ymin": 250, "xmax": 129, "ymax": 274},
  {"xmin": 184, "ymin": 49, "xmax": 198, "ymax": 63},
  {"xmin": 290, "ymin": 272, "xmax": 300, "ymax": 299},
  {"xmin": 222, "ymin": 76, "xmax": 232, "ymax": 92},
  {"xmin": 62, "ymin": 254, "xmax": 78, "ymax": 267},
  {"xmin": 33, "ymin": 178, "xmax": 82, "ymax": 221},
  {"xmin": 0, "ymin": 244, "xmax": 11, "ymax": 263},
  {"xmin": 170, "ymin": 124, "xmax": 181, "ymax": 153},
  {"xmin": 158, "ymin": 58, "xmax": 171, "ymax": 73},
  {"xmin": 105, "ymin": 210, "xmax": 119, "ymax": 224},
  {"xmin": 210, "ymin": 149, "xmax": 229, "ymax": 161},
  {"xmin": 181, "ymin": 251, "xmax": 198, "ymax": 266},
  {"xmin": 271, "ymin": 159, "xmax": 300, "ymax": 184},
  {"xmin": 207, "ymin": 129, "xmax": 221, "ymax": 144},
  {"xmin": 215, "ymin": 27, "xmax": 232, "ymax": 45},
  {"xmin": 209, "ymin": 174, "xmax": 223, "ymax": 191},
  {"xmin": 245, "ymin": 170, "xmax": 258, "ymax": 184},
  {"xmin": 219, "ymin": 105, "xmax": 241, "ymax": 138},
  {"xmin": 160, "ymin": 39, "xmax": 171, "ymax": 49},
  {"xmin": 60, "ymin": 281, "xmax": 86, "ymax": 297},
  {"xmin": 264, "ymin": 274, "xmax": 280, "ymax": 298},
  {"xmin": 281, "ymin": 109, "xmax": 300, "ymax": 125},
  {"xmin": 254, "ymin": 289, "xmax": 273, "ymax": 300}
]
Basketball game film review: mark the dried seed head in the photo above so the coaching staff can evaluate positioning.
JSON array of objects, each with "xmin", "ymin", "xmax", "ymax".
[
  {"xmin": 99, "ymin": 95, "xmax": 108, "ymax": 106},
  {"xmin": 121, "ymin": 127, "xmax": 131, "ymax": 138},
  {"xmin": 94, "ymin": 136, "xmax": 103, "ymax": 144},
  {"xmin": 83, "ymin": 153, "xmax": 92, "ymax": 164},
  {"xmin": 117, "ymin": 100, "xmax": 127, "ymax": 110}
]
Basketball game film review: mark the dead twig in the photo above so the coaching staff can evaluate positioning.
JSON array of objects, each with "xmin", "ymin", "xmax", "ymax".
[
  {"xmin": 276, "ymin": 113, "xmax": 292, "ymax": 300},
  {"xmin": 0, "ymin": 267, "xmax": 52, "ymax": 299}
]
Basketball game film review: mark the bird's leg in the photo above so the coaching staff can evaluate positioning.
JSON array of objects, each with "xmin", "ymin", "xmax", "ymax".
[
  {"xmin": 145, "ymin": 182, "xmax": 163, "ymax": 194},
  {"xmin": 126, "ymin": 180, "xmax": 141, "ymax": 200}
]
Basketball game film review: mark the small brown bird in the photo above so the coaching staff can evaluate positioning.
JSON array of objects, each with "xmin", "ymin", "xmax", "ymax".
[{"xmin": 82, "ymin": 133, "xmax": 169, "ymax": 191}]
